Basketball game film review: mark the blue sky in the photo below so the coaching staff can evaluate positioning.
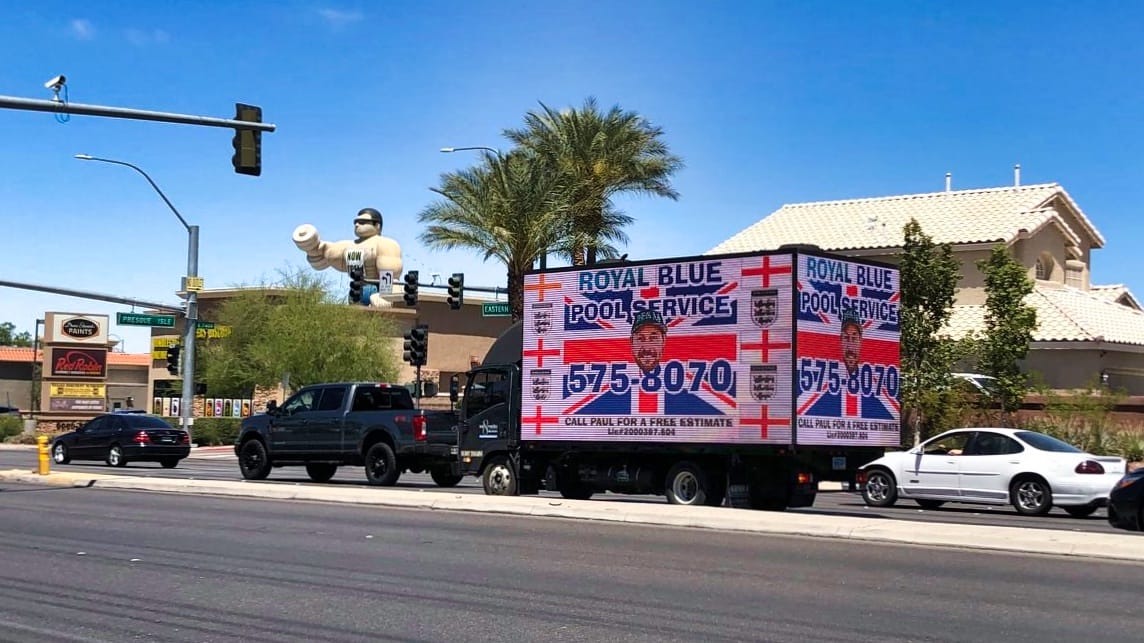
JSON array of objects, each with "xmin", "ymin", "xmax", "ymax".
[{"xmin": 3, "ymin": 1, "xmax": 1143, "ymax": 352}]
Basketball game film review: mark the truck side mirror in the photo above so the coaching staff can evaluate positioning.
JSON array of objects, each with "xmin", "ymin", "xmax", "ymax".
[
  {"xmin": 266, "ymin": 400, "xmax": 279, "ymax": 415},
  {"xmin": 450, "ymin": 375, "xmax": 460, "ymax": 403}
]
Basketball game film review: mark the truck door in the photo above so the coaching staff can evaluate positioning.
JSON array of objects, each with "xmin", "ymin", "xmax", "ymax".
[
  {"xmin": 306, "ymin": 386, "xmax": 348, "ymax": 457},
  {"xmin": 457, "ymin": 368, "xmax": 514, "ymax": 476},
  {"xmin": 271, "ymin": 388, "xmax": 320, "ymax": 455}
]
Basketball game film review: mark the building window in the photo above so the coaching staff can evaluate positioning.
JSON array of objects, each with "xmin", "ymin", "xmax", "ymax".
[{"xmin": 1035, "ymin": 256, "xmax": 1050, "ymax": 280}]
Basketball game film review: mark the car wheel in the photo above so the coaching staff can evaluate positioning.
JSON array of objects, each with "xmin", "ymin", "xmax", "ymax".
[
  {"xmin": 52, "ymin": 443, "xmax": 71, "ymax": 465},
  {"xmin": 238, "ymin": 439, "xmax": 272, "ymax": 480},
  {"xmin": 430, "ymin": 466, "xmax": 463, "ymax": 488},
  {"xmin": 1011, "ymin": 476, "xmax": 1053, "ymax": 515},
  {"xmin": 106, "ymin": 444, "xmax": 128, "ymax": 468},
  {"xmin": 1064, "ymin": 505, "xmax": 1097, "ymax": 518},
  {"xmin": 481, "ymin": 455, "xmax": 518, "ymax": 496},
  {"xmin": 915, "ymin": 499, "xmax": 945, "ymax": 510},
  {"xmin": 364, "ymin": 443, "xmax": 400, "ymax": 486},
  {"xmin": 305, "ymin": 463, "xmax": 338, "ymax": 483},
  {"xmin": 159, "ymin": 457, "xmax": 180, "ymax": 469},
  {"xmin": 861, "ymin": 468, "xmax": 898, "ymax": 507},
  {"xmin": 664, "ymin": 461, "xmax": 711, "ymax": 506}
]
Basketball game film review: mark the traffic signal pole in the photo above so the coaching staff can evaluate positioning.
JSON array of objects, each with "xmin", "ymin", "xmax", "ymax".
[{"xmin": 0, "ymin": 95, "xmax": 276, "ymax": 133}]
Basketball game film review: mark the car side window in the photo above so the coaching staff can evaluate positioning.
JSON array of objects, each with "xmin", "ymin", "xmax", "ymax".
[
  {"xmin": 281, "ymin": 389, "xmax": 319, "ymax": 415},
  {"xmin": 923, "ymin": 432, "xmax": 973, "ymax": 456},
  {"xmin": 966, "ymin": 433, "xmax": 1023, "ymax": 456},
  {"xmin": 317, "ymin": 387, "xmax": 347, "ymax": 412},
  {"xmin": 83, "ymin": 417, "xmax": 106, "ymax": 434}
]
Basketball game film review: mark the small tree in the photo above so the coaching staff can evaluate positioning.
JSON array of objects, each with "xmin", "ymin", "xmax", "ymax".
[
  {"xmin": 0, "ymin": 322, "xmax": 32, "ymax": 347},
  {"xmin": 977, "ymin": 244, "xmax": 1037, "ymax": 421},
  {"xmin": 899, "ymin": 219, "xmax": 963, "ymax": 444},
  {"xmin": 198, "ymin": 267, "xmax": 400, "ymax": 394}
]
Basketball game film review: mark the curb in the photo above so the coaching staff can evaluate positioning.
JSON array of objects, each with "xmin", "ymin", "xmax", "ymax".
[{"xmin": 3, "ymin": 469, "xmax": 1140, "ymax": 562}]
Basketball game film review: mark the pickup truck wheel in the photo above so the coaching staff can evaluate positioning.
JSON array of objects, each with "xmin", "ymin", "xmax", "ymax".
[
  {"xmin": 482, "ymin": 456, "xmax": 517, "ymax": 496},
  {"xmin": 365, "ymin": 443, "xmax": 400, "ymax": 486},
  {"xmin": 238, "ymin": 439, "xmax": 272, "ymax": 480},
  {"xmin": 306, "ymin": 463, "xmax": 338, "ymax": 483},
  {"xmin": 430, "ymin": 467, "xmax": 463, "ymax": 488}
]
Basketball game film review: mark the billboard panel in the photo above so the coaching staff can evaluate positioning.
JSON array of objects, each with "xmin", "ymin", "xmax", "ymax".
[
  {"xmin": 794, "ymin": 255, "xmax": 901, "ymax": 446},
  {"xmin": 521, "ymin": 253, "xmax": 794, "ymax": 444}
]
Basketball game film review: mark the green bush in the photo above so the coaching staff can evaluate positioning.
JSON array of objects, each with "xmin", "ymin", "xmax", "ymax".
[
  {"xmin": 189, "ymin": 418, "xmax": 242, "ymax": 446},
  {"xmin": 0, "ymin": 416, "xmax": 24, "ymax": 441}
]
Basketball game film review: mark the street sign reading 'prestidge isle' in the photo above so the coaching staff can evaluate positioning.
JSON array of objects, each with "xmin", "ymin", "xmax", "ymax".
[{"xmin": 117, "ymin": 312, "xmax": 177, "ymax": 327}]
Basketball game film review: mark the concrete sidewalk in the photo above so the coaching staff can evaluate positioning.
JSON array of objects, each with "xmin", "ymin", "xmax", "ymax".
[{"xmin": 2, "ymin": 468, "xmax": 1140, "ymax": 563}]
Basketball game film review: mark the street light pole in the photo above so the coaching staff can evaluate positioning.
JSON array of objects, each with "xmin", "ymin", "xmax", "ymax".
[{"xmin": 74, "ymin": 154, "xmax": 198, "ymax": 437}]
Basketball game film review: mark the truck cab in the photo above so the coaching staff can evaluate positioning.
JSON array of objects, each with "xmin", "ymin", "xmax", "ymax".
[{"xmin": 454, "ymin": 365, "xmax": 526, "ymax": 495}]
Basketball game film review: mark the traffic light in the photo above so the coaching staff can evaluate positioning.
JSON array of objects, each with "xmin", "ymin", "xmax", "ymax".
[
  {"xmin": 231, "ymin": 103, "xmax": 262, "ymax": 176},
  {"xmin": 403, "ymin": 324, "xmax": 429, "ymax": 366},
  {"xmin": 403, "ymin": 270, "xmax": 419, "ymax": 307},
  {"xmin": 447, "ymin": 272, "xmax": 464, "ymax": 310},
  {"xmin": 166, "ymin": 345, "xmax": 181, "ymax": 376},
  {"xmin": 348, "ymin": 267, "xmax": 365, "ymax": 304}
]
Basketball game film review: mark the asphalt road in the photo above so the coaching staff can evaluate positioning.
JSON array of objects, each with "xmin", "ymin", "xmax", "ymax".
[
  {"xmin": 0, "ymin": 448, "xmax": 1121, "ymax": 534},
  {"xmin": 1, "ymin": 481, "xmax": 1141, "ymax": 642}
]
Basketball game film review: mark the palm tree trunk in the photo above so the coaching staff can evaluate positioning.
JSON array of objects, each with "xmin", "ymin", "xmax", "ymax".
[{"xmin": 508, "ymin": 269, "xmax": 525, "ymax": 322}]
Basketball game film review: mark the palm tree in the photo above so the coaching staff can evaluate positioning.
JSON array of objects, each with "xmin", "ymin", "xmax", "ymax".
[
  {"xmin": 504, "ymin": 97, "xmax": 684, "ymax": 265},
  {"xmin": 418, "ymin": 150, "xmax": 573, "ymax": 321}
]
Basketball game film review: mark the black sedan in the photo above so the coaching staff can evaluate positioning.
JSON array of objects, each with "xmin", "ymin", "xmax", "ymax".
[
  {"xmin": 51, "ymin": 413, "xmax": 190, "ymax": 468},
  {"xmin": 1107, "ymin": 467, "xmax": 1144, "ymax": 531}
]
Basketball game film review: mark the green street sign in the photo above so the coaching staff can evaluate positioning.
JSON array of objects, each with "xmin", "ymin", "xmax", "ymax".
[
  {"xmin": 481, "ymin": 302, "xmax": 511, "ymax": 317},
  {"xmin": 117, "ymin": 312, "xmax": 176, "ymax": 328},
  {"xmin": 195, "ymin": 321, "xmax": 215, "ymax": 330}
]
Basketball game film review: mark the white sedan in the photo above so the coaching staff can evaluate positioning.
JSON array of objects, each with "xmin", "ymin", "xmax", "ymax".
[{"xmin": 857, "ymin": 428, "xmax": 1126, "ymax": 517}]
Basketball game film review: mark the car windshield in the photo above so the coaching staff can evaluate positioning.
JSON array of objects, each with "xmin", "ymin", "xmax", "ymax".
[
  {"xmin": 1015, "ymin": 431, "xmax": 1082, "ymax": 453},
  {"xmin": 972, "ymin": 377, "xmax": 1000, "ymax": 395}
]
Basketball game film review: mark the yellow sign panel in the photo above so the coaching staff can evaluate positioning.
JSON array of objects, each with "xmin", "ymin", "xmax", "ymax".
[
  {"xmin": 185, "ymin": 276, "xmax": 205, "ymax": 292},
  {"xmin": 49, "ymin": 383, "xmax": 106, "ymax": 398},
  {"xmin": 197, "ymin": 325, "xmax": 232, "ymax": 340},
  {"xmin": 151, "ymin": 336, "xmax": 180, "ymax": 360}
]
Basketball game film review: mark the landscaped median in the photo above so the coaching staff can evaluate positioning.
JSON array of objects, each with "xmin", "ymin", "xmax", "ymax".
[{"xmin": 2, "ymin": 468, "xmax": 1141, "ymax": 562}]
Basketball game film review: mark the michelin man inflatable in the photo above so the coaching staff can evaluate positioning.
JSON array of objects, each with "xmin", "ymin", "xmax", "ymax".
[{"xmin": 292, "ymin": 208, "xmax": 403, "ymax": 308}]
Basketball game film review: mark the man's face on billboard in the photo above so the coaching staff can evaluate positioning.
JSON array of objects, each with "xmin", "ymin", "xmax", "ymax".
[
  {"xmin": 631, "ymin": 326, "xmax": 666, "ymax": 374},
  {"xmin": 841, "ymin": 324, "xmax": 862, "ymax": 376}
]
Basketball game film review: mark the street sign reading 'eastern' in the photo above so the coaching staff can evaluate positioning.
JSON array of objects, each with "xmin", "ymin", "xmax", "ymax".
[
  {"xmin": 117, "ymin": 312, "xmax": 176, "ymax": 327},
  {"xmin": 481, "ymin": 302, "xmax": 511, "ymax": 317}
]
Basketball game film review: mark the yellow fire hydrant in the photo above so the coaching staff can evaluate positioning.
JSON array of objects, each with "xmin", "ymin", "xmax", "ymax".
[{"xmin": 36, "ymin": 435, "xmax": 51, "ymax": 475}]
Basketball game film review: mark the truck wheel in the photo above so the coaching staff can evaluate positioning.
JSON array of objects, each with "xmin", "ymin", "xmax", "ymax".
[
  {"xmin": 306, "ymin": 463, "xmax": 338, "ymax": 483},
  {"xmin": 365, "ymin": 443, "xmax": 400, "ymax": 486},
  {"xmin": 238, "ymin": 439, "xmax": 272, "ymax": 480},
  {"xmin": 555, "ymin": 470, "xmax": 593, "ymax": 500},
  {"xmin": 665, "ymin": 461, "xmax": 713, "ymax": 506},
  {"xmin": 482, "ymin": 455, "xmax": 517, "ymax": 496},
  {"xmin": 430, "ymin": 466, "xmax": 463, "ymax": 488}
]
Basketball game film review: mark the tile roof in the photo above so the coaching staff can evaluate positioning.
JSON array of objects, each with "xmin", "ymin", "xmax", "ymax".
[
  {"xmin": 0, "ymin": 347, "xmax": 152, "ymax": 366},
  {"xmin": 1091, "ymin": 284, "xmax": 1141, "ymax": 310},
  {"xmin": 708, "ymin": 183, "xmax": 1105, "ymax": 255},
  {"xmin": 945, "ymin": 283, "xmax": 1144, "ymax": 346}
]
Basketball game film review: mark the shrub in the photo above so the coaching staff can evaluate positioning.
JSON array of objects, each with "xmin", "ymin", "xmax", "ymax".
[
  {"xmin": 189, "ymin": 418, "xmax": 242, "ymax": 446},
  {"xmin": 0, "ymin": 416, "xmax": 23, "ymax": 441}
]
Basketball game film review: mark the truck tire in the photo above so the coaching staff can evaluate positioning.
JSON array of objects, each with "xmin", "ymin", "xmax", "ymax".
[
  {"xmin": 306, "ymin": 463, "xmax": 338, "ymax": 483},
  {"xmin": 664, "ymin": 461, "xmax": 714, "ymax": 506},
  {"xmin": 482, "ymin": 455, "xmax": 517, "ymax": 496},
  {"xmin": 238, "ymin": 439, "xmax": 272, "ymax": 480},
  {"xmin": 554, "ymin": 469, "xmax": 593, "ymax": 500},
  {"xmin": 364, "ymin": 442, "xmax": 400, "ymax": 486},
  {"xmin": 430, "ymin": 466, "xmax": 463, "ymax": 488}
]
